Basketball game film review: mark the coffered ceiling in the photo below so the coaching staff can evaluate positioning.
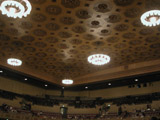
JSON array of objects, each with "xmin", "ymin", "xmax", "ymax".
[{"xmin": 0, "ymin": 0, "xmax": 160, "ymax": 85}]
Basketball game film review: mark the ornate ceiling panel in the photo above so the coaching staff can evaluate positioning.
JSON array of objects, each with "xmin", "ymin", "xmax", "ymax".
[{"xmin": 0, "ymin": 0, "xmax": 160, "ymax": 83}]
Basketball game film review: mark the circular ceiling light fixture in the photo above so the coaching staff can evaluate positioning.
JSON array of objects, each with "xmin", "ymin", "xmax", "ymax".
[
  {"xmin": 88, "ymin": 54, "xmax": 110, "ymax": 65},
  {"xmin": 62, "ymin": 79, "xmax": 73, "ymax": 85},
  {"xmin": 108, "ymin": 83, "xmax": 111, "ymax": 86},
  {"xmin": 135, "ymin": 79, "xmax": 138, "ymax": 82},
  {"xmin": 7, "ymin": 58, "xmax": 22, "ymax": 66},
  {"xmin": 0, "ymin": 0, "xmax": 32, "ymax": 18},
  {"xmin": 85, "ymin": 86, "xmax": 88, "ymax": 89},
  {"xmin": 141, "ymin": 10, "xmax": 160, "ymax": 27}
]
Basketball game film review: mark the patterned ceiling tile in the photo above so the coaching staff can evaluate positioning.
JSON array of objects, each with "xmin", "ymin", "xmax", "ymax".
[
  {"xmin": 83, "ymin": 34, "xmax": 97, "ymax": 41},
  {"xmin": 61, "ymin": 0, "xmax": 80, "ymax": 8},
  {"xmin": 92, "ymin": 41, "xmax": 105, "ymax": 47},
  {"xmin": 7, "ymin": 28, "xmax": 19, "ymax": 36},
  {"xmin": 114, "ymin": 43, "xmax": 127, "ymax": 49},
  {"xmin": 145, "ymin": 0, "xmax": 160, "ymax": 9},
  {"xmin": 2, "ymin": 47, "xmax": 14, "ymax": 52},
  {"xmin": 35, "ymin": 42, "xmax": 47, "ymax": 48},
  {"xmin": 26, "ymin": 56, "xmax": 37, "ymax": 61},
  {"xmin": 15, "ymin": 52, "xmax": 26, "ymax": 57},
  {"xmin": 135, "ymin": 46, "xmax": 147, "ymax": 51},
  {"xmin": 30, "ymin": 0, "xmax": 46, "ymax": 4},
  {"xmin": 21, "ymin": 35, "xmax": 35, "ymax": 42},
  {"xmin": 113, "ymin": 0, "xmax": 135, "ymax": 6},
  {"xmin": 106, "ymin": 36, "xmax": 119, "ymax": 43},
  {"xmin": 89, "ymin": 20, "xmax": 101, "ymax": 28},
  {"xmin": 45, "ymin": 36, "xmax": 59, "ymax": 43},
  {"xmin": 0, "ymin": 34, "xmax": 10, "ymax": 42},
  {"xmin": 105, "ymin": 14, "xmax": 121, "ymax": 23},
  {"xmin": 132, "ymin": 20, "xmax": 143, "ymax": 27},
  {"xmin": 139, "ymin": 28, "xmax": 154, "ymax": 35},
  {"xmin": 76, "ymin": 9, "xmax": 92, "ymax": 19},
  {"xmin": 18, "ymin": 21, "xmax": 33, "ymax": 29},
  {"xmin": 45, "ymin": 23, "xmax": 60, "ymax": 31},
  {"xmin": 11, "ymin": 41, "xmax": 24, "ymax": 48},
  {"xmin": 24, "ymin": 47, "xmax": 36, "ymax": 52},
  {"xmin": 69, "ymin": 49, "xmax": 78, "ymax": 54},
  {"xmin": 58, "ymin": 43, "xmax": 69, "ymax": 49},
  {"xmin": 150, "ymin": 43, "xmax": 160, "ymax": 49},
  {"xmin": 31, "ymin": 13, "xmax": 47, "ymax": 22},
  {"xmin": 46, "ymin": 5, "xmax": 62, "ymax": 15},
  {"xmin": 122, "ymin": 32, "xmax": 136, "ymax": 39},
  {"xmin": 60, "ymin": 16, "xmax": 75, "ymax": 25},
  {"xmin": 114, "ymin": 24, "xmax": 129, "ymax": 32},
  {"xmin": 129, "ymin": 40, "xmax": 142, "ymax": 45},
  {"xmin": 80, "ymin": 45, "xmax": 91, "ymax": 50},
  {"xmin": 72, "ymin": 25, "xmax": 86, "ymax": 33},
  {"xmin": 0, "ymin": 19, "xmax": 5, "ymax": 28},
  {"xmin": 33, "ymin": 29, "xmax": 47, "ymax": 36},
  {"xmin": 99, "ymin": 29, "xmax": 111, "ymax": 36},
  {"xmin": 58, "ymin": 31, "xmax": 72, "ymax": 38},
  {"xmin": 70, "ymin": 38, "xmax": 82, "ymax": 45},
  {"xmin": 124, "ymin": 8, "xmax": 141, "ymax": 18},
  {"xmin": 145, "ymin": 36, "xmax": 159, "ymax": 43},
  {"xmin": 94, "ymin": 2, "xmax": 111, "ymax": 13},
  {"xmin": 36, "ymin": 52, "xmax": 47, "ymax": 58},
  {"xmin": 46, "ymin": 48, "xmax": 57, "ymax": 53}
]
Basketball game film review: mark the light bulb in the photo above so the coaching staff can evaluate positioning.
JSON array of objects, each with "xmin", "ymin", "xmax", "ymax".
[
  {"xmin": 9, "ymin": 7, "xmax": 16, "ymax": 16},
  {"xmin": 150, "ymin": 17, "xmax": 157, "ymax": 23}
]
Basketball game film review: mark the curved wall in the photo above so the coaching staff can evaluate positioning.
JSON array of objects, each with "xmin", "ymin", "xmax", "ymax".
[
  {"xmin": 0, "ymin": 76, "xmax": 159, "ymax": 98},
  {"xmin": 0, "ymin": 76, "xmax": 160, "ymax": 114}
]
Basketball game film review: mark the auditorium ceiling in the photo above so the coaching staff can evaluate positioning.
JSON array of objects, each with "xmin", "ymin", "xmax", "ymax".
[{"xmin": 0, "ymin": 0, "xmax": 160, "ymax": 85}]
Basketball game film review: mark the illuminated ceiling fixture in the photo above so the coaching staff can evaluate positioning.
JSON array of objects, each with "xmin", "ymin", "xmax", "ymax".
[
  {"xmin": 141, "ymin": 10, "xmax": 160, "ymax": 27},
  {"xmin": 135, "ymin": 79, "xmax": 138, "ymax": 82},
  {"xmin": 62, "ymin": 79, "xmax": 73, "ymax": 85},
  {"xmin": 88, "ymin": 54, "xmax": 110, "ymax": 65},
  {"xmin": 108, "ymin": 83, "xmax": 111, "ymax": 86},
  {"xmin": 7, "ymin": 58, "xmax": 22, "ymax": 66},
  {"xmin": 0, "ymin": 0, "xmax": 32, "ymax": 18}
]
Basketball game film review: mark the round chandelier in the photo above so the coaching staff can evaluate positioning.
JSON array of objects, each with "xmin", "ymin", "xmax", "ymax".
[
  {"xmin": 0, "ymin": 0, "xmax": 32, "ymax": 18},
  {"xmin": 7, "ymin": 58, "xmax": 22, "ymax": 66},
  {"xmin": 88, "ymin": 54, "xmax": 110, "ymax": 65},
  {"xmin": 62, "ymin": 79, "xmax": 73, "ymax": 85},
  {"xmin": 141, "ymin": 10, "xmax": 160, "ymax": 27}
]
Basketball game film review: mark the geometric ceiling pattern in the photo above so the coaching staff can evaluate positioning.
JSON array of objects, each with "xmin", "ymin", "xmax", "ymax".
[{"xmin": 0, "ymin": 0, "xmax": 160, "ymax": 81}]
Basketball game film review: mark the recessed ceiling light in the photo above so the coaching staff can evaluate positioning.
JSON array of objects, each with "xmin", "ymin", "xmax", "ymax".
[
  {"xmin": 0, "ymin": 0, "xmax": 32, "ymax": 18},
  {"xmin": 62, "ymin": 79, "xmax": 73, "ymax": 85},
  {"xmin": 45, "ymin": 84, "xmax": 48, "ymax": 87},
  {"xmin": 0, "ymin": 70, "xmax": 3, "ymax": 73},
  {"xmin": 62, "ymin": 87, "xmax": 65, "ymax": 89},
  {"xmin": 85, "ymin": 86, "xmax": 88, "ymax": 89},
  {"xmin": 24, "ymin": 78, "xmax": 28, "ymax": 81},
  {"xmin": 108, "ymin": 83, "xmax": 111, "ymax": 86},
  {"xmin": 135, "ymin": 79, "xmax": 138, "ymax": 82},
  {"xmin": 88, "ymin": 54, "xmax": 110, "ymax": 65},
  {"xmin": 7, "ymin": 58, "xmax": 22, "ymax": 66},
  {"xmin": 141, "ymin": 10, "xmax": 160, "ymax": 27}
]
